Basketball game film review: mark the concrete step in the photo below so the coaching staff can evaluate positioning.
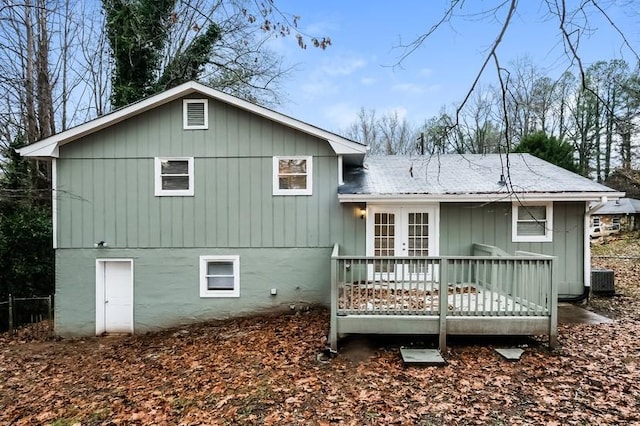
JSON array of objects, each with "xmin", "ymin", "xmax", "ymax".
[
  {"xmin": 400, "ymin": 347, "xmax": 446, "ymax": 366},
  {"xmin": 494, "ymin": 347, "xmax": 525, "ymax": 361}
]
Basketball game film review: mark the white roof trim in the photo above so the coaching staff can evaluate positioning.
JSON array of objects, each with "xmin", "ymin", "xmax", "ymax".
[
  {"xmin": 18, "ymin": 81, "xmax": 366, "ymax": 158},
  {"xmin": 338, "ymin": 191, "xmax": 625, "ymax": 204}
]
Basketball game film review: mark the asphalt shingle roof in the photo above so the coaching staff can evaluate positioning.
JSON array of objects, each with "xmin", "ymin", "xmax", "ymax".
[
  {"xmin": 592, "ymin": 198, "xmax": 640, "ymax": 215},
  {"xmin": 339, "ymin": 154, "xmax": 618, "ymax": 196}
]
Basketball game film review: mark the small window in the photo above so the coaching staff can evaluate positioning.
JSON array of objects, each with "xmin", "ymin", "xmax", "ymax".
[
  {"xmin": 154, "ymin": 157, "xmax": 194, "ymax": 196},
  {"xmin": 199, "ymin": 255, "xmax": 240, "ymax": 298},
  {"xmin": 512, "ymin": 203, "xmax": 553, "ymax": 242},
  {"xmin": 183, "ymin": 99, "xmax": 208, "ymax": 129},
  {"xmin": 273, "ymin": 156, "xmax": 313, "ymax": 195},
  {"xmin": 592, "ymin": 216, "xmax": 601, "ymax": 227}
]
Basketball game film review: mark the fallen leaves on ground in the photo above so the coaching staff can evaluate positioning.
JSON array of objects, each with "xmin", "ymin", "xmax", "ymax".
[
  {"xmin": 592, "ymin": 231, "xmax": 640, "ymax": 320},
  {"xmin": 1, "ymin": 236, "xmax": 639, "ymax": 425}
]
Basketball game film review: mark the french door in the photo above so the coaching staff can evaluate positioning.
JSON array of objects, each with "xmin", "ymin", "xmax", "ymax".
[{"xmin": 367, "ymin": 205, "xmax": 438, "ymax": 281}]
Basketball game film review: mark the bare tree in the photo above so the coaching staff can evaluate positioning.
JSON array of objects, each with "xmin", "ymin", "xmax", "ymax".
[
  {"xmin": 344, "ymin": 108, "xmax": 379, "ymax": 150},
  {"xmin": 343, "ymin": 108, "xmax": 417, "ymax": 155},
  {"xmin": 458, "ymin": 87, "xmax": 503, "ymax": 153},
  {"xmin": 377, "ymin": 111, "xmax": 415, "ymax": 155},
  {"xmin": 396, "ymin": 0, "xmax": 639, "ymax": 153},
  {"xmin": 616, "ymin": 71, "xmax": 640, "ymax": 170}
]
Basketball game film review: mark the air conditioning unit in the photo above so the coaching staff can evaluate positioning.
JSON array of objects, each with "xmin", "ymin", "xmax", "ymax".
[{"xmin": 591, "ymin": 269, "xmax": 615, "ymax": 296}]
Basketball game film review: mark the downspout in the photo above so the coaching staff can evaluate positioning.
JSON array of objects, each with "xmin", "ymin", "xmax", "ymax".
[{"xmin": 560, "ymin": 197, "xmax": 608, "ymax": 303}]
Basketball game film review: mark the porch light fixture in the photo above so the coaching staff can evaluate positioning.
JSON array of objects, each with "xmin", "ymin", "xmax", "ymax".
[
  {"xmin": 498, "ymin": 174, "xmax": 506, "ymax": 186},
  {"xmin": 94, "ymin": 241, "xmax": 108, "ymax": 248},
  {"xmin": 359, "ymin": 207, "xmax": 366, "ymax": 220}
]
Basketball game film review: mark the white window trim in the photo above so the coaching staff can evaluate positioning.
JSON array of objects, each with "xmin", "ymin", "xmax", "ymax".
[
  {"xmin": 512, "ymin": 202, "xmax": 553, "ymax": 243},
  {"xmin": 154, "ymin": 157, "xmax": 194, "ymax": 196},
  {"xmin": 183, "ymin": 99, "xmax": 208, "ymax": 130},
  {"xmin": 199, "ymin": 255, "xmax": 240, "ymax": 298},
  {"xmin": 272, "ymin": 155, "xmax": 313, "ymax": 195}
]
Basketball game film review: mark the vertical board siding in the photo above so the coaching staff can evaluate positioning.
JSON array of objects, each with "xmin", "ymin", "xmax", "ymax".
[
  {"xmin": 56, "ymin": 96, "xmax": 365, "ymax": 255},
  {"xmin": 440, "ymin": 202, "xmax": 585, "ymax": 296}
]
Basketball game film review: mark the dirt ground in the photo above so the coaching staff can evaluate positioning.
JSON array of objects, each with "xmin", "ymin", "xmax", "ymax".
[{"xmin": 1, "ymin": 234, "xmax": 639, "ymax": 425}]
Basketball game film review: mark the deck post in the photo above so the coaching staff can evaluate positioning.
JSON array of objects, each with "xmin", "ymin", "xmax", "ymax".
[
  {"xmin": 548, "ymin": 257, "xmax": 558, "ymax": 348},
  {"xmin": 329, "ymin": 244, "xmax": 339, "ymax": 352},
  {"xmin": 438, "ymin": 260, "xmax": 448, "ymax": 351}
]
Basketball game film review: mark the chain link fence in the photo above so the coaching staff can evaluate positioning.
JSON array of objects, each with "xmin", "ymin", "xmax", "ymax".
[{"xmin": 0, "ymin": 294, "xmax": 53, "ymax": 338}]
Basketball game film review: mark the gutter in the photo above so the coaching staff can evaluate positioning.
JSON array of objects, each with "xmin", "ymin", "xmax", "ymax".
[
  {"xmin": 338, "ymin": 192, "xmax": 625, "ymax": 204},
  {"xmin": 587, "ymin": 196, "xmax": 609, "ymax": 215}
]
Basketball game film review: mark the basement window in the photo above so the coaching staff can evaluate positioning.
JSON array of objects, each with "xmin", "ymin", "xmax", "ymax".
[
  {"xmin": 183, "ymin": 99, "xmax": 208, "ymax": 129},
  {"xmin": 199, "ymin": 255, "xmax": 240, "ymax": 298},
  {"xmin": 512, "ymin": 203, "xmax": 553, "ymax": 243}
]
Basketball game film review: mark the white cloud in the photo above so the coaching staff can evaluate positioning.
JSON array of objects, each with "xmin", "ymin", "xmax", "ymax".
[
  {"xmin": 360, "ymin": 77, "xmax": 376, "ymax": 86},
  {"xmin": 323, "ymin": 102, "xmax": 360, "ymax": 130},
  {"xmin": 300, "ymin": 80, "xmax": 338, "ymax": 97},
  {"xmin": 304, "ymin": 21, "xmax": 338, "ymax": 35},
  {"xmin": 419, "ymin": 68, "xmax": 434, "ymax": 78},
  {"xmin": 392, "ymin": 82, "xmax": 426, "ymax": 95},
  {"xmin": 294, "ymin": 54, "xmax": 367, "ymax": 102},
  {"xmin": 392, "ymin": 82, "xmax": 442, "ymax": 95},
  {"xmin": 322, "ymin": 56, "xmax": 366, "ymax": 76},
  {"xmin": 381, "ymin": 106, "xmax": 408, "ymax": 120}
]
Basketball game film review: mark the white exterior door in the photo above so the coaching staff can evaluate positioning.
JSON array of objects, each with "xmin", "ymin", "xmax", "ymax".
[
  {"xmin": 367, "ymin": 205, "xmax": 439, "ymax": 280},
  {"xmin": 96, "ymin": 259, "xmax": 133, "ymax": 334}
]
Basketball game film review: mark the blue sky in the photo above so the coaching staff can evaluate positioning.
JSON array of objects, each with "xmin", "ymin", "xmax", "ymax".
[{"xmin": 268, "ymin": 1, "xmax": 640, "ymax": 133}]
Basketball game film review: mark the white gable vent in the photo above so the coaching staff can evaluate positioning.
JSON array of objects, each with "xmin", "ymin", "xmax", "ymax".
[{"xmin": 183, "ymin": 99, "xmax": 208, "ymax": 129}]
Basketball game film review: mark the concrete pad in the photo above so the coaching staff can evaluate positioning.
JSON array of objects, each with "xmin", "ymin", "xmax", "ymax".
[
  {"xmin": 400, "ymin": 348, "xmax": 446, "ymax": 366},
  {"xmin": 495, "ymin": 348, "xmax": 524, "ymax": 361},
  {"xmin": 558, "ymin": 303, "xmax": 613, "ymax": 324}
]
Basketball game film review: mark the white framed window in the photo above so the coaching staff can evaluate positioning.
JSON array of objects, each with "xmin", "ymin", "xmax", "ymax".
[
  {"xmin": 273, "ymin": 156, "xmax": 313, "ymax": 195},
  {"xmin": 512, "ymin": 203, "xmax": 553, "ymax": 242},
  {"xmin": 199, "ymin": 255, "xmax": 240, "ymax": 298},
  {"xmin": 592, "ymin": 216, "xmax": 601, "ymax": 227},
  {"xmin": 154, "ymin": 157, "xmax": 194, "ymax": 196},
  {"xmin": 183, "ymin": 99, "xmax": 208, "ymax": 129}
]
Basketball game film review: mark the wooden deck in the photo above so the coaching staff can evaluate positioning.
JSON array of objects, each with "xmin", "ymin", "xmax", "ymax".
[{"xmin": 329, "ymin": 244, "xmax": 558, "ymax": 352}]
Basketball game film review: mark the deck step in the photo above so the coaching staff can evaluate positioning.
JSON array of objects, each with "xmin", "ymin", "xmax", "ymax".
[
  {"xmin": 495, "ymin": 348, "xmax": 524, "ymax": 361},
  {"xmin": 400, "ymin": 348, "xmax": 446, "ymax": 366}
]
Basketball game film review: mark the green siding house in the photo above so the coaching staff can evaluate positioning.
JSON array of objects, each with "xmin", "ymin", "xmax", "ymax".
[{"xmin": 19, "ymin": 81, "xmax": 622, "ymax": 345}]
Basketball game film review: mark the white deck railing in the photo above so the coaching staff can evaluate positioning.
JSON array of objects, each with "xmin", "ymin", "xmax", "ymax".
[{"xmin": 329, "ymin": 243, "xmax": 558, "ymax": 351}]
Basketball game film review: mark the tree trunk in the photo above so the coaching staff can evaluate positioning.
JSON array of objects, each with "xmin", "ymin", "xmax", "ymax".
[
  {"xmin": 36, "ymin": 0, "xmax": 55, "ymax": 139},
  {"xmin": 23, "ymin": 0, "xmax": 38, "ymax": 144}
]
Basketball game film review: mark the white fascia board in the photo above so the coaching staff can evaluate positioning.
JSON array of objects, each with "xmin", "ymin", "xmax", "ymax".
[
  {"xmin": 19, "ymin": 83, "xmax": 198, "ymax": 158},
  {"xmin": 196, "ymin": 84, "xmax": 366, "ymax": 155},
  {"xmin": 327, "ymin": 139, "xmax": 367, "ymax": 155},
  {"xmin": 338, "ymin": 191, "xmax": 625, "ymax": 203},
  {"xmin": 18, "ymin": 80, "xmax": 366, "ymax": 158},
  {"xmin": 17, "ymin": 141, "xmax": 60, "ymax": 158}
]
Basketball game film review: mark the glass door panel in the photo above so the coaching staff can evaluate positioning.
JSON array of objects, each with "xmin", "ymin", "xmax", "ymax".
[
  {"xmin": 373, "ymin": 211, "xmax": 396, "ymax": 274},
  {"xmin": 369, "ymin": 206, "xmax": 435, "ymax": 281}
]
